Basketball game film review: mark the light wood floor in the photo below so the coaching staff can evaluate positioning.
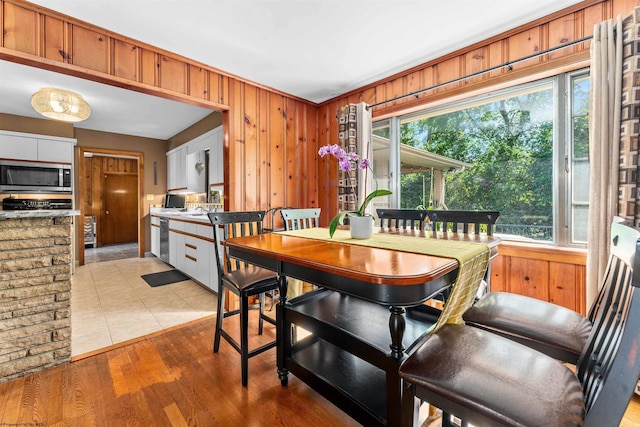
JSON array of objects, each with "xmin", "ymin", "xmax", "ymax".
[{"xmin": 1, "ymin": 309, "xmax": 639, "ymax": 426}]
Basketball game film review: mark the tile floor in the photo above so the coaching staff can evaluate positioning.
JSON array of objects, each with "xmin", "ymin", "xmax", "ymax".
[{"xmin": 71, "ymin": 246, "xmax": 217, "ymax": 357}]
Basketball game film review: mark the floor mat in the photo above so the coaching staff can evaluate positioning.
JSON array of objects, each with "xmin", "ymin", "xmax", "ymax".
[{"xmin": 142, "ymin": 269, "xmax": 191, "ymax": 287}]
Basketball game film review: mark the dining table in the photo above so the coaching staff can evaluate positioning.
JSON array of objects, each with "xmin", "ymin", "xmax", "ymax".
[{"xmin": 224, "ymin": 226, "xmax": 500, "ymax": 427}]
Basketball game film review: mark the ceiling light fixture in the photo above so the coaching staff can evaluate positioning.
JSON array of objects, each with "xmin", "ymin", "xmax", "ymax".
[{"xmin": 31, "ymin": 87, "xmax": 91, "ymax": 122}]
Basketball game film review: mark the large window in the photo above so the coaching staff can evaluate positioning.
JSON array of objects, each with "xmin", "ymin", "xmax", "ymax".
[{"xmin": 373, "ymin": 70, "xmax": 589, "ymax": 246}]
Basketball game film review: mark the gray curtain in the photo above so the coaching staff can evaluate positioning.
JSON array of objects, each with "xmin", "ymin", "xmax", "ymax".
[{"xmin": 586, "ymin": 15, "xmax": 622, "ymax": 306}]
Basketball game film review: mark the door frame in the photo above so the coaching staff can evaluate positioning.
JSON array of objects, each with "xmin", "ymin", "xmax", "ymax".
[{"xmin": 77, "ymin": 147, "xmax": 145, "ymax": 265}]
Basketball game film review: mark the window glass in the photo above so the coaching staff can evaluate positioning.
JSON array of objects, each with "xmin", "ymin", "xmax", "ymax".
[{"xmin": 374, "ymin": 70, "xmax": 590, "ymax": 245}]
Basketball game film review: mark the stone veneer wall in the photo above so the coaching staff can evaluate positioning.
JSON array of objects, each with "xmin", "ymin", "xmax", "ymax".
[{"xmin": 0, "ymin": 216, "xmax": 73, "ymax": 383}]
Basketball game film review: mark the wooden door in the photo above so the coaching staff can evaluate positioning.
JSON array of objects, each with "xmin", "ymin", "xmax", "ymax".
[{"xmin": 102, "ymin": 174, "xmax": 138, "ymax": 245}]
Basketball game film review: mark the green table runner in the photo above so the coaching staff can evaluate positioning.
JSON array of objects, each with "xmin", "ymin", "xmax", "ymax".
[{"xmin": 276, "ymin": 228, "xmax": 490, "ymax": 333}]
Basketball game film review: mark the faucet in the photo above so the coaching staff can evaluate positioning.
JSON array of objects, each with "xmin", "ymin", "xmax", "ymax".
[{"xmin": 194, "ymin": 206, "xmax": 208, "ymax": 213}]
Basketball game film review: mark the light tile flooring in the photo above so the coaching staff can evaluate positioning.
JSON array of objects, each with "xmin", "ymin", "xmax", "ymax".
[{"xmin": 71, "ymin": 248, "xmax": 217, "ymax": 357}]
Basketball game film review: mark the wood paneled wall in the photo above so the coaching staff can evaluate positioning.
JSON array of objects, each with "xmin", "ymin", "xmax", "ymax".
[
  {"xmin": 317, "ymin": 0, "xmax": 639, "ymax": 224},
  {"xmin": 0, "ymin": 0, "xmax": 318, "ymax": 214}
]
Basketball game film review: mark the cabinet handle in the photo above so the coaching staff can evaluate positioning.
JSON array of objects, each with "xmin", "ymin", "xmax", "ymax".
[{"xmin": 186, "ymin": 243, "xmax": 197, "ymax": 250}]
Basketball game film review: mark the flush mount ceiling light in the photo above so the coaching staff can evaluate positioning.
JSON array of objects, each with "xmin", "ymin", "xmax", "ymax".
[{"xmin": 31, "ymin": 87, "xmax": 91, "ymax": 122}]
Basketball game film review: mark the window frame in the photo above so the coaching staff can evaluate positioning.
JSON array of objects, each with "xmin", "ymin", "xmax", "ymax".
[{"xmin": 373, "ymin": 68, "xmax": 590, "ymax": 247}]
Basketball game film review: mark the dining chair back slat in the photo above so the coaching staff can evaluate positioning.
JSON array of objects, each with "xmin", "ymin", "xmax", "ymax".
[
  {"xmin": 280, "ymin": 208, "xmax": 321, "ymax": 231},
  {"xmin": 424, "ymin": 210, "xmax": 500, "ymax": 235},
  {"xmin": 376, "ymin": 209, "xmax": 428, "ymax": 230}
]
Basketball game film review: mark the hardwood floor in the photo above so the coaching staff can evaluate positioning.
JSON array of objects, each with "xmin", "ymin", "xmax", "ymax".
[
  {"xmin": 0, "ymin": 310, "xmax": 358, "ymax": 427},
  {"xmin": 1, "ymin": 309, "xmax": 639, "ymax": 426}
]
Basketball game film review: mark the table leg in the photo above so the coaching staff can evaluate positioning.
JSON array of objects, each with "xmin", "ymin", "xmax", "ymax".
[
  {"xmin": 389, "ymin": 306, "xmax": 406, "ymax": 358},
  {"xmin": 276, "ymin": 274, "xmax": 290, "ymax": 386}
]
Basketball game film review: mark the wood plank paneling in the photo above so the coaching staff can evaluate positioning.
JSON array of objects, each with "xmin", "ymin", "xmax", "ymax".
[
  {"xmin": 268, "ymin": 92, "xmax": 285, "ymax": 210},
  {"xmin": 243, "ymin": 83, "xmax": 259, "ymax": 209},
  {"xmin": 549, "ymin": 261, "xmax": 578, "ymax": 311},
  {"xmin": 140, "ymin": 48, "xmax": 156, "ymax": 86},
  {"xmin": 2, "ymin": 1, "xmax": 37, "ymax": 54},
  {"xmin": 158, "ymin": 54, "xmax": 186, "ymax": 94},
  {"xmin": 43, "ymin": 15, "xmax": 65, "ymax": 62},
  {"xmin": 113, "ymin": 38, "xmax": 138, "ymax": 81},
  {"xmin": 509, "ymin": 257, "xmax": 549, "ymax": 300},
  {"xmin": 188, "ymin": 64, "xmax": 207, "ymax": 100},
  {"xmin": 71, "ymin": 25, "xmax": 109, "ymax": 73}
]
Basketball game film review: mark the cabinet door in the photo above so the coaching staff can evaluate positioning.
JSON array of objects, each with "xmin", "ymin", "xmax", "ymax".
[
  {"xmin": 186, "ymin": 150, "xmax": 206, "ymax": 193},
  {"xmin": 508, "ymin": 257, "xmax": 548, "ymax": 300},
  {"xmin": 169, "ymin": 230, "xmax": 178, "ymax": 267},
  {"xmin": 0, "ymin": 134, "xmax": 38, "ymax": 160},
  {"xmin": 167, "ymin": 148, "xmax": 187, "ymax": 192},
  {"xmin": 184, "ymin": 236, "xmax": 198, "ymax": 280},
  {"xmin": 150, "ymin": 217, "xmax": 160, "ymax": 257},
  {"xmin": 209, "ymin": 130, "xmax": 224, "ymax": 185},
  {"xmin": 37, "ymin": 139, "xmax": 74, "ymax": 163}
]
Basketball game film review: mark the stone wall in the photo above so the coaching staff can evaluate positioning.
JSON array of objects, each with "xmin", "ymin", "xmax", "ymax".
[{"xmin": 0, "ymin": 216, "xmax": 73, "ymax": 383}]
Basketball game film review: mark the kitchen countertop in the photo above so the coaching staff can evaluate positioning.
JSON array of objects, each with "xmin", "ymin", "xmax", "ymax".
[
  {"xmin": 150, "ymin": 209, "xmax": 213, "ymax": 224},
  {"xmin": 0, "ymin": 210, "xmax": 81, "ymax": 219}
]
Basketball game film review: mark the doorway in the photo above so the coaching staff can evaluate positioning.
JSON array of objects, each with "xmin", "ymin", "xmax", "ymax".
[{"xmin": 77, "ymin": 147, "xmax": 144, "ymax": 266}]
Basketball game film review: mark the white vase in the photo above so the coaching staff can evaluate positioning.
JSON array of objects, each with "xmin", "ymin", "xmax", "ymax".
[{"xmin": 349, "ymin": 215, "xmax": 373, "ymax": 239}]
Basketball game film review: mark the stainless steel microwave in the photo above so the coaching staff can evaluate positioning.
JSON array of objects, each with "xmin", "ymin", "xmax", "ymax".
[{"xmin": 0, "ymin": 159, "xmax": 72, "ymax": 193}]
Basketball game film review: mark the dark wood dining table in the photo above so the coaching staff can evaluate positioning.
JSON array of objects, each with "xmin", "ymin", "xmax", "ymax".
[{"xmin": 224, "ymin": 227, "xmax": 500, "ymax": 427}]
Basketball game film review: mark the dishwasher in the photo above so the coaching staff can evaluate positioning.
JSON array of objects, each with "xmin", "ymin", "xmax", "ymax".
[{"xmin": 159, "ymin": 217, "xmax": 170, "ymax": 263}]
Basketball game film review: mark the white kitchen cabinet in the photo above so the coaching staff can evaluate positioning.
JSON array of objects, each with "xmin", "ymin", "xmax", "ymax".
[
  {"xmin": 0, "ymin": 133, "xmax": 38, "ymax": 160},
  {"xmin": 150, "ymin": 216, "xmax": 160, "ymax": 257},
  {"xmin": 186, "ymin": 150, "xmax": 206, "ymax": 193},
  {"xmin": 185, "ymin": 235, "xmax": 210, "ymax": 287},
  {"xmin": 0, "ymin": 131, "xmax": 75, "ymax": 164},
  {"xmin": 167, "ymin": 147, "xmax": 187, "ymax": 193},
  {"xmin": 209, "ymin": 127, "xmax": 224, "ymax": 186},
  {"xmin": 169, "ymin": 219, "xmax": 186, "ymax": 270},
  {"xmin": 37, "ymin": 139, "xmax": 74, "ymax": 163},
  {"xmin": 152, "ymin": 213, "xmax": 219, "ymax": 293},
  {"xmin": 167, "ymin": 126, "xmax": 223, "ymax": 196}
]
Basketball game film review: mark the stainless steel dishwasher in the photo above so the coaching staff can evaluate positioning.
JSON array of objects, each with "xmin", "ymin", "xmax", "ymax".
[{"xmin": 159, "ymin": 217, "xmax": 170, "ymax": 263}]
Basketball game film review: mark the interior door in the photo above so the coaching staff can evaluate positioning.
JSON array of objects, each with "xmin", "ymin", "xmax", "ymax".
[{"xmin": 102, "ymin": 173, "xmax": 138, "ymax": 245}]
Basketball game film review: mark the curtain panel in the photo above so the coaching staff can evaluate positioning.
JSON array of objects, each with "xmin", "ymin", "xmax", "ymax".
[
  {"xmin": 336, "ymin": 102, "xmax": 372, "ymax": 214},
  {"xmin": 586, "ymin": 13, "xmax": 624, "ymax": 306}
]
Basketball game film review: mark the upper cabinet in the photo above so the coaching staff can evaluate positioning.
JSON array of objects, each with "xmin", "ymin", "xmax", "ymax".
[
  {"xmin": 167, "ymin": 126, "xmax": 223, "ymax": 194},
  {"xmin": 167, "ymin": 147, "xmax": 187, "ymax": 193},
  {"xmin": 0, "ymin": 131, "xmax": 76, "ymax": 164},
  {"xmin": 209, "ymin": 127, "xmax": 223, "ymax": 186},
  {"xmin": 186, "ymin": 150, "xmax": 206, "ymax": 194}
]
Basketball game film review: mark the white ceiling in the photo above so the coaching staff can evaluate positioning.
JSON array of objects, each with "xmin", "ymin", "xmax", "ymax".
[{"xmin": 1, "ymin": 0, "xmax": 584, "ymax": 139}]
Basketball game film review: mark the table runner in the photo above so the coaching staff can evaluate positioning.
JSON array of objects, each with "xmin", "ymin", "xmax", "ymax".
[{"xmin": 276, "ymin": 228, "xmax": 490, "ymax": 332}]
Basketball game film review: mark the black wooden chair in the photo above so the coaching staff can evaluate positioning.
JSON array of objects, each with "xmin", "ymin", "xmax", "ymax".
[
  {"xmin": 399, "ymin": 218, "xmax": 640, "ymax": 427},
  {"xmin": 207, "ymin": 211, "xmax": 278, "ymax": 386},
  {"xmin": 424, "ymin": 210, "xmax": 500, "ymax": 235},
  {"xmin": 462, "ymin": 217, "xmax": 623, "ymax": 364},
  {"xmin": 376, "ymin": 208, "xmax": 428, "ymax": 230}
]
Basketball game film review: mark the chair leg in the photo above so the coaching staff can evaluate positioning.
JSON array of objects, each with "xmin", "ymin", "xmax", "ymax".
[
  {"xmin": 213, "ymin": 284, "xmax": 226, "ymax": 353},
  {"xmin": 240, "ymin": 294, "xmax": 250, "ymax": 387},
  {"xmin": 258, "ymin": 293, "xmax": 265, "ymax": 335},
  {"xmin": 401, "ymin": 380, "xmax": 419, "ymax": 427}
]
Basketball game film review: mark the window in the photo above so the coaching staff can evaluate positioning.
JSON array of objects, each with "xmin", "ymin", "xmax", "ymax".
[{"xmin": 373, "ymin": 69, "xmax": 589, "ymax": 246}]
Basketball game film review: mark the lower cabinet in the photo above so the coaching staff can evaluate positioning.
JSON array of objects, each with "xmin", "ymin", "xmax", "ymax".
[
  {"xmin": 150, "ymin": 216, "xmax": 160, "ymax": 257},
  {"xmin": 489, "ymin": 242, "xmax": 587, "ymax": 314},
  {"xmin": 152, "ymin": 216, "xmax": 218, "ymax": 293}
]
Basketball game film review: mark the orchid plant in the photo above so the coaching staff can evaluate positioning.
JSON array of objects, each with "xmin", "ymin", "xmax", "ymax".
[{"xmin": 318, "ymin": 143, "xmax": 392, "ymax": 238}]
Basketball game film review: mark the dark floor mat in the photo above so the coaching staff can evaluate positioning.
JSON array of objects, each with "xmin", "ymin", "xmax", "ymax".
[{"xmin": 142, "ymin": 270, "xmax": 191, "ymax": 287}]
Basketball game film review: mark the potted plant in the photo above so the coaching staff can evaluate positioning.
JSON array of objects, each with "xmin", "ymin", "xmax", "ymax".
[{"xmin": 318, "ymin": 143, "xmax": 392, "ymax": 238}]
